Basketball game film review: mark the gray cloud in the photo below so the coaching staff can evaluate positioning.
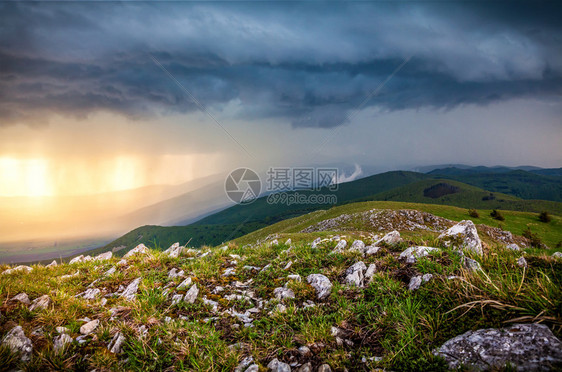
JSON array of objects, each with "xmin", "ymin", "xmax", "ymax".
[{"xmin": 0, "ymin": 1, "xmax": 561, "ymax": 128}]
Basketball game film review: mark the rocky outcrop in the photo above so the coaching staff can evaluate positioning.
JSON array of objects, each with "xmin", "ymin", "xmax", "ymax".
[
  {"xmin": 434, "ymin": 323, "xmax": 562, "ymax": 371},
  {"xmin": 438, "ymin": 220, "xmax": 483, "ymax": 255}
]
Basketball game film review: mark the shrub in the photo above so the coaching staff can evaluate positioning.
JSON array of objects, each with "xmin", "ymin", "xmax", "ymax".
[
  {"xmin": 490, "ymin": 209, "xmax": 505, "ymax": 221},
  {"xmin": 538, "ymin": 211, "xmax": 552, "ymax": 223},
  {"xmin": 468, "ymin": 209, "xmax": 480, "ymax": 218},
  {"xmin": 522, "ymin": 228, "xmax": 543, "ymax": 248}
]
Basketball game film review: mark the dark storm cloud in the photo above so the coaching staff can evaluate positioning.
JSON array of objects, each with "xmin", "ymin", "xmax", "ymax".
[{"xmin": 0, "ymin": 1, "xmax": 561, "ymax": 128}]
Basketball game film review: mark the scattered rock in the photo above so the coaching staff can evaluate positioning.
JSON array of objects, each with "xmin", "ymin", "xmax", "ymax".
[
  {"xmin": 69, "ymin": 255, "xmax": 85, "ymax": 264},
  {"xmin": 285, "ymin": 238, "xmax": 292, "ymax": 245},
  {"xmin": 349, "ymin": 239, "xmax": 365, "ymax": 252},
  {"xmin": 53, "ymin": 333, "xmax": 72, "ymax": 352},
  {"xmin": 297, "ymin": 362, "xmax": 312, "ymax": 372},
  {"xmin": 506, "ymin": 243, "xmax": 521, "ymax": 251},
  {"xmin": 365, "ymin": 263, "xmax": 376, "ymax": 283},
  {"xmin": 552, "ymin": 252, "xmax": 562, "ymax": 259},
  {"xmin": 2, "ymin": 326, "xmax": 33, "ymax": 361},
  {"xmin": 364, "ymin": 245, "xmax": 381, "ymax": 255},
  {"xmin": 287, "ymin": 274, "xmax": 302, "ymax": 282},
  {"xmin": 307, "ymin": 274, "xmax": 332, "ymax": 299},
  {"xmin": 267, "ymin": 358, "xmax": 291, "ymax": 372},
  {"xmin": 163, "ymin": 242, "xmax": 185, "ymax": 258},
  {"xmin": 434, "ymin": 323, "xmax": 562, "ymax": 371},
  {"xmin": 108, "ymin": 332, "xmax": 125, "ymax": 354},
  {"xmin": 56, "ymin": 327, "xmax": 69, "ymax": 334},
  {"xmin": 333, "ymin": 239, "xmax": 347, "ymax": 252},
  {"xmin": 184, "ymin": 284, "xmax": 199, "ymax": 304},
  {"xmin": 408, "ymin": 274, "xmax": 433, "ymax": 291},
  {"xmin": 177, "ymin": 277, "xmax": 192, "ymax": 290},
  {"xmin": 222, "ymin": 268, "xmax": 236, "ymax": 277},
  {"xmin": 2, "ymin": 265, "xmax": 33, "ymax": 275},
  {"xmin": 344, "ymin": 261, "xmax": 367, "ymax": 287},
  {"xmin": 104, "ymin": 266, "xmax": 116, "ymax": 276},
  {"xmin": 46, "ymin": 260, "xmax": 58, "ymax": 267},
  {"xmin": 463, "ymin": 256, "xmax": 482, "ymax": 271},
  {"xmin": 408, "ymin": 276, "xmax": 423, "ymax": 291},
  {"xmin": 317, "ymin": 364, "xmax": 332, "ymax": 372},
  {"xmin": 234, "ymin": 356, "xmax": 254, "ymax": 372},
  {"xmin": 60, "ymin": 271, "xmax": 80, "ymax": 280},
  {"xmin": 94, "ymin": 252, "xmax": 112, "ymax": 261},
  {"xmin": 82, "ymin": 288, "xmax": 101, "ymax": 300},
  {"xmin": 9, "ymin": 293, "xmax": 30, "ymax": 305},
  {"xmin": 121, "ymin": 277, "xmax": 141, "ymax": 301},
  {"xmin": 168, "ymin": 268, "xmax": 184, "ymax": 280},
  {"xmin": 80, "ymin": 319, "xmax": 99, "ymax": 335},
  {"xmin": 311, "ymin": 237, "xmax": 322, "ymax": 248},
  {"xmin": 438, "ymin": 220, "xmax": 483, "ymax": 255},
  {"xmin": 376, "ymin": 230, "xmax": 402, "ymax": 246},
  {"xmin": 518, "ymin": 257, "xmax": 528, "ymax": 268},
  {"xmin": 273, "ymin": 287, "xmax": 295, "ymax": 301},
  {"xmin": 123, "ymin": 244, "xmax": 149, "ymax": 258},
  {"xmin": 171, "ymin": 294, "xmax": 183, "ymax": 306},
  {"xmin": 399, "ymin": 246, "xmax": 440, "ymax": 264},
  {"xmin": 29, "ymin": 294, "xmax": 51, "ymax": 311}
]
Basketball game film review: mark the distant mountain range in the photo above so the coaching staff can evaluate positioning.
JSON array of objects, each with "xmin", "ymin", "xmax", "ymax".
[{"xmin": 98, "ymin": 166, "xmax": 562, "ymax": 256}]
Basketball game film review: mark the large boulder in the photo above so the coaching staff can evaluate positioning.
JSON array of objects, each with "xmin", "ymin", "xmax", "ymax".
[
  {"xmin": 438, "ymin": 220, "xmax": 483, "ymax": 255},
  {"xmin": 2, "ymin": 326, "xmax": 33, "ymax": 361},
  {"xmin": 434, "ymin": 323, "xmax": 562, "ymax": 371},
  {"xmin": 307, "ymin": 274, "xmax": 332, "ymax": 299}
]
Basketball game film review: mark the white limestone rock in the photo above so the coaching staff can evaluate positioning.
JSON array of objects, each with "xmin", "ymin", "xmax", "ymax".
[
  {"xmin": 2, "ymin": 326, "xmax": 33, "ymax": 361},
  {"xmin": 399, "ymin": 246, "xmax": 440, "ymax": 264},
  {"xmin": 307, "ymin": 274, "xmax": 332, "ymax": 299},
  {"xmin": 438, "ymin": 220, "xmax": 483, "ymax": 255}
]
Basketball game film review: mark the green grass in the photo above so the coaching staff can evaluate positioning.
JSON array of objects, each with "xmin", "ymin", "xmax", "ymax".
[
  {"xmin": 233, "ymin": 201, "xmax": 562, "ymax": 250},
  {"xmin": 2, "ymin": 202, "xmax": 561, "ymax": 371}
]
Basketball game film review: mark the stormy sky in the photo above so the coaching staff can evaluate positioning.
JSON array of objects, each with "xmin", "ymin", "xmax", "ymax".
[{"xmin": 0, "ymin": 1, "xmax": 561, "ymax": 195}]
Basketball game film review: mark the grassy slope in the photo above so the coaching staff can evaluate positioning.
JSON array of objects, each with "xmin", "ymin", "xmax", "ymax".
[
  {"xmin": 1, "ymin": 212, "xmax": 561, "ymax": 371},
  {"xmin": 354, "ymin": 179, "xmax": 562, "ymax": 215},
  {"xmin": 93, "ymin": 223, "xmax": 264, "ymax": 258},
  {"xmin": 194, "ymin": 171, "xmax": 429, "ymax": 225},
  {"xmin": 429, "ymin": 168, "xmax": 562, "ymax": 202},
  {"xmin": 101, "ymin": 175, "xmax": 562, "ymax": 256},
  {"xmin": 233, "ymin": 201, "xmax": 562, "ymax": 251}
]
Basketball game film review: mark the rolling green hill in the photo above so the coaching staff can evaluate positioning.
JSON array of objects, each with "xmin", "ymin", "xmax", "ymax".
[
  {"xmin": 100, "ymin": 173, "xmax": 562, "ymax": 255},
  {"xmin": 351, "ymin": 179, "xmax": 562, "ymax": 215},
  {"xmin": 194, "ymin": 171, "xmax": 428, "ymax": 226},
  {"xmin": 428, "ymin": 168, "xmax": 562, "ymax": 201}
]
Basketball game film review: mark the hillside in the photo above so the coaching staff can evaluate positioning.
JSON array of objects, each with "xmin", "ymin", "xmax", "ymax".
[
  {"xmin": 2, "ymin": 205, "xmax": 561, "ymax": 371},
  {"xmin": 354, "ymin": 179, "xmax": 562, "ymax": 215},
  {"xmin": 428, "ymin": 167, "xmax": 562, "ymax": 202},
  {"xmin": 100, "ymin": 174, "xmax": 562, "ymax": 257},
  {"xmin": 195, "ymin": 171, "xmax": 429, "ymax": 226}
]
